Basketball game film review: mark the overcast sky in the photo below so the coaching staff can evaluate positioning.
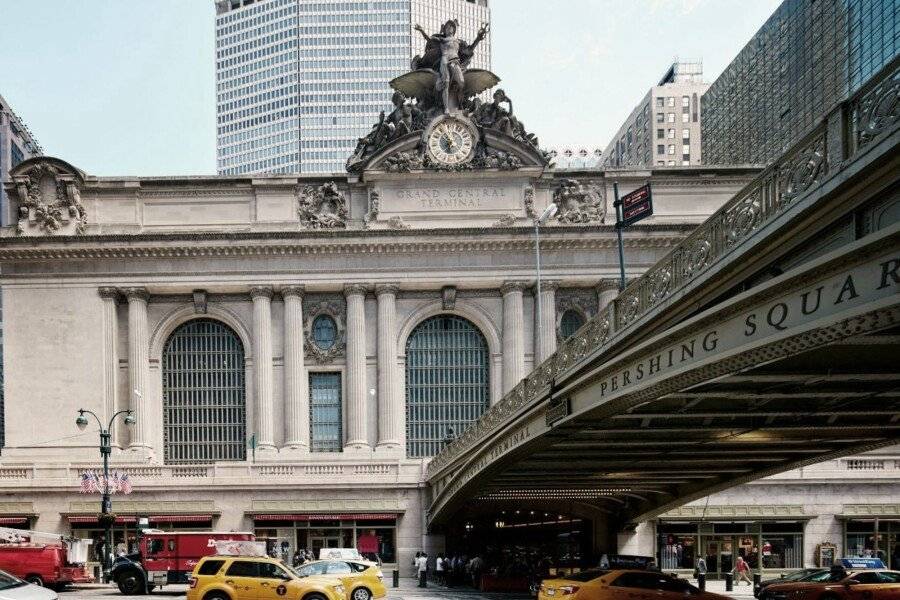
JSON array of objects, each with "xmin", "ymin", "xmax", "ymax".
[{"xmin": 0, "ymin": 0, "xmax": 781, "ymax": 176}]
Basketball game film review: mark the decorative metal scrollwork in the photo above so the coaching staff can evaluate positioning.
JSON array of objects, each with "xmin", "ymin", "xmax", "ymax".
[
  {"xmin": 778, "ymin": 136, "xmax": 827, "ymax": 206},
  {"xmin": 723, "ymin": 190, "xmax": 763, "ymax": 247},
  {"xmin": 854, "ymin": 65, "xmax": 900, "ymax": 149}
]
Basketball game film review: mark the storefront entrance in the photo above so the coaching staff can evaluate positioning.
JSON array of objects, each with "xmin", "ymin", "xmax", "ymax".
[
  {"xmin": 704, "ymin": 537, "xmax": 734, "ymax": 575},
  {"xmin": 309, "ymin": 535, "xmax": 341, "ymax": 556}
]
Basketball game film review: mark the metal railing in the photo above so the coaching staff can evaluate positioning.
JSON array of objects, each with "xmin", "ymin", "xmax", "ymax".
[{"xmin": 426, "ymin": 57, "xmax": 900, "ymax": 481}]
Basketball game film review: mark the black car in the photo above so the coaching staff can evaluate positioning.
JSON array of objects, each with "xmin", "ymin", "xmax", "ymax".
[{"xmin": 755, "ymin": 568, "xmax": 828, "ymax": 598}]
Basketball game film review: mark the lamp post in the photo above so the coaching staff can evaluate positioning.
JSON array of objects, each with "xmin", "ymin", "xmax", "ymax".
[
  {"xmin": 76, "ymin": 408, "xmax": 135, "ymax": 580},
  {"xmin": 534, "ymin": 203, "xmax": 558, "ymax": 362}
]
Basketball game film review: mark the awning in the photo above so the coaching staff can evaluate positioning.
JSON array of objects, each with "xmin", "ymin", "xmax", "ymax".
[
  {"xmin": 68, "ymin": 516, "xmax": 137, "ymax": 524},
  {"xmin": 837, "ymin": 504, "xmax": 900, "ymax": 519},
  {"xmin": 252, "ymin": 513, "xmax": 399, "ymax": 522},
  {"xmin": 149, "ymin": 515, "xmax": 213, "ymax": 524},
  {"xmin": 0, "ymin": 517, "xmax": 31, "ymax": 526}
]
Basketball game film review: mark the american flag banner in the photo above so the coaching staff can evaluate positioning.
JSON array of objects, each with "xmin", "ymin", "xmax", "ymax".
[{"xmin": 78, "ymin": 471, "xmax": 134, "ymax": 495}]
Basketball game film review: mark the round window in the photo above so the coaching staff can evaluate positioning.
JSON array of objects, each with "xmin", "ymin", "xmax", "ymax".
[
  {"xmin": 312, "ymin": 315, "xmax": 337, "ymax": 349},
  {"xmin": 560, "ymin": 309, "xmax": 586, "ymax": 340}
]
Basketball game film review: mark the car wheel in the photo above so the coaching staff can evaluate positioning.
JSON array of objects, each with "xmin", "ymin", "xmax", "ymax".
[
  {"xmin": 204, "ymin": 592, "xmax": 230, "ymax": 600},
  {"xmin": 302, "ymin": 594, "xmax": 327, "ymax": 600},
  {"xmin": 351, "ymin": 588, "xmax": 371, "ymax": 600},
  {"xmin": 24, "ymin": 575, "xmax": 44, "ymax": 587},
  {"xmin": 117, "ymin": 573, "xmax": 145, "ymax": 595}
]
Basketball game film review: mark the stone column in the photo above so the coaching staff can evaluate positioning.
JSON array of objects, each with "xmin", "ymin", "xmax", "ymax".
[
  {"xmin": 535, "ymin": 280, "xmax": 559, "ymax": 364},
  {"xmin": 375, "ymin": 284, "xmax": 401, "ymax": 451},
  {"xmin": 501, "ymin": 281, "xmax": 527, "ymax": 394},
  {"xmin": 282, "ymin": 285, "xmax": 308, "ymax": 452},
  {"xmin": 99, "ymin": 288, "xmax": 120, "ymax": 443},
  {"xmin": 124, "ymin": 287, "xmax": 151, "ymax": 453},
  {"xmin": 344, "ymin": 284, "xmax": 370, "ymax": 450},
  {"xmin": 251, "ymin": 286, "xmax": 277, "ymax": 454},
  {"xmin": 597, "ymin": 279, "xmax": 620, "ymax": 316}
]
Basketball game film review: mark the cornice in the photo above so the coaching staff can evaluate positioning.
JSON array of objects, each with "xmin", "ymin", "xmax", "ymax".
[{"xmin": 0, "ymin": 234, "xmax": 687, "ymax": 262}]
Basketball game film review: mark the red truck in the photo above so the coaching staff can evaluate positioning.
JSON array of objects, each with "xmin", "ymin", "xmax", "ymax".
[
  {"xmin": 110, "ymin": 530, "xmax": 254, "ymax": 594},
  {"xmin": 0, "ymin": 543, "xmax": 94, "ymax": 589}
]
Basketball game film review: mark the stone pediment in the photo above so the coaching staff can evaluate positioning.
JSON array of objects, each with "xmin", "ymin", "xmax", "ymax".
[{"xmin": 7, "ymin": 157, "xmax": 87, "ymax": 236}]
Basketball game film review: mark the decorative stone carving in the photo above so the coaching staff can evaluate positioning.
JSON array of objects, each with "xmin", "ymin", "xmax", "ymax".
[
  {"xmin": 296, "ymin": 182, "xmax": 348, "ymax": 229},
  {"xmin": 442, "ymin": 285, "xmax": 457, "ymax": 310},
  {"xmin": 364, "ymin": 190, "xmax": 380, "ymax": 227},
  {"xmin": 382, "ymin": 152, "xmax": 424, "ymax": 173},
  {"xmin": 553, "ymin": 179, "xmax": 605, "ymax": 224},
  {"xmin": 192, "ymin": 290, "xmax": 208, "ymax": 314},
  {"xmin": 98, "ymin": 287, "xmax": 120, "ymax": 301},
  {"xmin": 492, "ymin": 214, "xmax": 516, "ymax": 227},
  {"xmin": 523, "ymin": 186, "xmax": 536, "ymax": 219},
  {"xmin": 303, "ymin": 295, "xmax": 346, "ymax": 364},
  {"xmin": 249, "ymin": 286, "xmax": 274, "ymax": 300},
  {"xmin": 386, "ymin": 216, "xmax": 411, "ymax": 230},
  {"xmin": 14, "ymin": 161, "xmax": 87, "ymax": 235}
]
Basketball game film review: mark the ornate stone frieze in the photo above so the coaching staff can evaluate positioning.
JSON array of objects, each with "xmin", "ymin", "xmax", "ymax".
[
  {"xmin": 296, "ymin": 182, "xmax": 348, "ymax": 229},
  {"xmin": 192, "ymin": 290, "xmax": 208, "ymax": 314},
  {"xmin": 13, "ymin": 161, "xmax": 87, "ymax": 236},
  {"xmin": 552, "ymin": 179, "xmax": 605, "ymax": 224},
  {"xmin": 302, "ymin": 294, "xmax": 346, "ymax": 364},
  {"xmin": 364, "ymin": 190, "xmax": 380, "ymax": 227},
  {"xmin": 441, "ymin": 285, "xmax": 457, "ymax": 310},
  {"xmin": 382, "ymin": 151, "xmax": 424, "ymax": 173},
  {"xmin": 523, "ymin": 185, "xmax": 536, "ymax": 219}
]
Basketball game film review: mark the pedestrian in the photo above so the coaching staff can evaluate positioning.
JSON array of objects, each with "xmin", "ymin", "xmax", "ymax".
[
  {"xmin": 733, "ymin": 556, "xmax": 752, "ymax": 586},
  {"xmin": 416, "ymin": 552, "xmax": 428, "ymax": 588},
  {"xmin": 695, "ymin": 556, "xmax": 707, "ymax": 581},
  {"xmin": 435, "ymin": 553, "xmax": 445, "ymax": 586}
]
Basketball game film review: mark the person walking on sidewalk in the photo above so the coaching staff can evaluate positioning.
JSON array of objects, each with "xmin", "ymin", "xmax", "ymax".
[
  {"xmin": 435, "ymin": 553, "xmax": 445, "ymax": 586},
  {"xmin": 733, "ymin": 556, "xmax": 752, "ymax": 586},
  {"xmin": 416, "ymin": 552, "xmax": 428, "ymax": 588}
]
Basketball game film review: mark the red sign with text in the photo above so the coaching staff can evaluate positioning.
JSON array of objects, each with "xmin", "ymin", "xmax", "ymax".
[{"xmin": 619, "ymin": 184, "xmax": 653, "ymax": 226}]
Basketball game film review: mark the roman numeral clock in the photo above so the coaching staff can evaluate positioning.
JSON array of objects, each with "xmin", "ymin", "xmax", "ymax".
[{"xmin": 424, "ymin": 115, "xmax": 478, "ymax": 167}]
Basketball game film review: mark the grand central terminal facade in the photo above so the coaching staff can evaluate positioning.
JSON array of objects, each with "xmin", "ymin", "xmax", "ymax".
[{"xmin": 1, "ymin": 22, "xmax": 897, "ymax": 577}]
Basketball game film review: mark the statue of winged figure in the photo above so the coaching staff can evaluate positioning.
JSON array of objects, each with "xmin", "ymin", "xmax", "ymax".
[{"xmin": 393, "ymin": 20, "xmax": 495, "ymax": 114}]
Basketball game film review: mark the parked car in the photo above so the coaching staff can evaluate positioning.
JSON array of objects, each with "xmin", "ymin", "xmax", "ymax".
[
  {"xmin": 0, "ymin": 569, "xmax": 58, "ymax": 600},
  {"xmin": 110, "ymin": 530, "xmax": 254, "ymax": 594},
  {"xmin": 762, "ymin": 569, "xmax": 900, "ymax": 599},
  {"xmin": 0, "ymin": 544, "xmax": 93, "ymax": 590},
  {"xmin": 188, "ymin": 555, "xmax": 344, "ymax": 600},
  {"xmin": 538, "ymin": 569, "xmax": 730, "ymax": 599},
  {"xmin": 294, "ymin": 560, "xmax": 386, "ymax": 600},
  {"xmin": 755, "ymin": 568, "xmax": 829, "ymax": 597}
]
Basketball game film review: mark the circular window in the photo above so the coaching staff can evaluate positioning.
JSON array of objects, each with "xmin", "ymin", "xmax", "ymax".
[
  {"xmin": 560, "ymin": 309, "xmax": 586, "ymax": 340},
  {"xmin": 312, "ymin": 315, "xmax": 338, "ymax": 349}
]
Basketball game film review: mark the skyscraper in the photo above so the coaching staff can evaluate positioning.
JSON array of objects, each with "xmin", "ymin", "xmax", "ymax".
[
  {"xmin": 215, "ymin": 0, "xmax": 490, "ymax": 175},
  {"xmin": 601, "ymin": 61, "xmax": 708, "ymax": 169},
  {"xmin": 701, "ymin": 0, "xmax": 899, "ymax": 166}
]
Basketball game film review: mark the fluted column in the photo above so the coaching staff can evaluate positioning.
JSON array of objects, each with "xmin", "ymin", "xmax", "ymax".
[
  {"xmin": 124, "ymin": 287, "xmax": 151, "ymax": 452},
  {"xmin": 251, "ymin": 286, "xmax": 277, "ymax": 454},
  {"xmin": 597, "ymin": 279, "xmax": 619, "ymax": 316},
  {"xmin": 344, "ymin": 284, "xmax": 370, "ymax": 450},
  {"xmin": 99, "ymin": 288, "xmax": 120, "ymax": 444},
  {"xmin": 501, "ymin": 281, "xmax": 527, "ymax": 394},
  {"xmin": 282, "ymin": 285, "xmax": 308, "ymax": 452},
  {"xmin": 535, "ymin": 280, "xmax": 559, "ymax": 364},
  {"xmin": 375, "ymin": 284, "xmax": 401, "ymax": 451}
]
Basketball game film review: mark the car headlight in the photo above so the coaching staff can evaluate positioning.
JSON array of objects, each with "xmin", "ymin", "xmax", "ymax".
[{"xmin": 333, "ymin": 584, "xmax": 344, "ymax": 596}]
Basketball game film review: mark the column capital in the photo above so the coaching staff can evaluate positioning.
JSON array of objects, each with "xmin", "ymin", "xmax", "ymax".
[
  {"xmin": 122, "ymin": 287, "xmax": 149, "ymax": 302},
  {"xmin": 344, "ymin": 283, "xmax": 369, "ymax": 297},
  {"xmin": 597, "ymin": 278, "xmax": 620, "ymax": 292},
  {"xmin": 98, "ymin": 287, "xmax": 120, "ymax": 300},
  {"xmin": 375, "ymin": 283, "xmax": 400, "ymax": 296},
  {"xmin": 500, "ymin": 280, "xmax": 529, "ymax": 295},
  {"xmin": 281, "ymin": 285, "xmax": 305, "ymax": 299},
  {"xmin": 250, "ymin": 286, "xmax": 274, "ymax": 300},
  {"xmin": 536, "ymin": 280, "xmax": 561, "ymax": 292}
]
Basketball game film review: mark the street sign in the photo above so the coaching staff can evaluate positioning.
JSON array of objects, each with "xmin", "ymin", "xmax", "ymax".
[
  {"xmin": 618, "ymin": 183, "xmax": 653, "ymax": 227},
  {"xmin": 839, "ymin": 557, "xmax": 886, "ymax": 569}
]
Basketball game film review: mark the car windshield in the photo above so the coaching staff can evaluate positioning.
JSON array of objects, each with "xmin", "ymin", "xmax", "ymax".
[
  {"xmin": 563, "ymin": 570, "xmax": 608, "ymax": 582},
  {"xmin": 803, "ymin": 571, "xmax": 833, "ymax": 582},
  {"xmin": 0, "ymin": 570, "xmax": 25, "ymax": 590}
]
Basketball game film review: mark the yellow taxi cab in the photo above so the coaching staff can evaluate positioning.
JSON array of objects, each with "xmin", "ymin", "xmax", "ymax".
[
  {"xmin": 294, "ymin": 560, "xmax": 386, "ymax": 600},
  {"xmin": 538, "ymin": 569, "xmax": 730, "ymax": 599},
  {"xmin": 188, "ymin": 555, "xmax": 345, "ymax": 600}
]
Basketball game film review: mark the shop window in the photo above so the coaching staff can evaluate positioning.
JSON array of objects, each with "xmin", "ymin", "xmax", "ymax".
[{"xmin": 659, "ymin": 534, "xmax": 697, "ymax": 570}]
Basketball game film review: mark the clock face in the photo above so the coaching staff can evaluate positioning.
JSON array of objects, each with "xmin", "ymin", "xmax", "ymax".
[{"xmin": 426, "ymin": 118, "xmax": 476, "ymax": 165}]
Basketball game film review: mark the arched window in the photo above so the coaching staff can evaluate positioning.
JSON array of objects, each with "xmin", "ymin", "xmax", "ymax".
[
  {"xmin": 405, "ymin": 315, "xmax": 489, "ymax": 458},
  {"xmin": 162, "ymin": 319, "xmax": 246, "ymax": 464},
  {"xmin": 560, "ymin": 309, "xmax": 586, "ymax": 340}
]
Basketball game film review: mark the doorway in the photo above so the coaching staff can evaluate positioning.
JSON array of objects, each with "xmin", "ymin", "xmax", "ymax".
[
  {"xmin": 704, "ymin": 537, "xmax": 734, "ymax": 577},
  {"xmin": 309, "ymin": 536, "xmax": 341, "ymax": 557}
]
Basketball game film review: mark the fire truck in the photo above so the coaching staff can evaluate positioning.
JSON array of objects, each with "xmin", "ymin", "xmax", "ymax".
[
  {"xmin": 109, "ymin": 530, "xmax": 254, "ymax": 595},
  {"xmin": 0, "ymin": 527, "xmax": 94, "ymax": 589}
]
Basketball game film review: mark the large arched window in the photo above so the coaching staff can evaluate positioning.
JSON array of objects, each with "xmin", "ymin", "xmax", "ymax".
[
  {"xmin": 162, "ymin": 319, "xmax": 246, "ymax": 464},
  {"xmin": 405, "ymin": 315, "xmax": 490, "ymax": 458}
]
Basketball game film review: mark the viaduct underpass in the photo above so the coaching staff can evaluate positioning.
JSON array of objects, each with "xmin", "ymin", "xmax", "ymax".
[{"xmin": 424, "ymin": 61, "xmax": 900, "ymax": 551}]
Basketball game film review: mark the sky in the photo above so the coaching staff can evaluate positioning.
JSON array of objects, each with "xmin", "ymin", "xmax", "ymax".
[{"xmin": 0, "ymin": 0, "xmax": 782, "ymax": 176}]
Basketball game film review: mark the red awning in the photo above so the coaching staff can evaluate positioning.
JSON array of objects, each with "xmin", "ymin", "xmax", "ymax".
[
  {"xmin": 149, "ymin": 515, "xmax": 213, "ymax": 524},
  {"xmin": 253, "ymin": 513, "xmax": 398, "ymax": 522},
  {"xmin": 0, "ymin": 517, "xmax": 30, "ymax": 526},
  {"xmin": 67, "ymin": 516, "xmax": 137, "ymax": 524}
]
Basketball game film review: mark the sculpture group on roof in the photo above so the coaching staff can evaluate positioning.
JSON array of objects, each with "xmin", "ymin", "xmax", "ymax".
[{"xmin": 346, "ymin": 19, "xmax": 547, "ymax": 172}]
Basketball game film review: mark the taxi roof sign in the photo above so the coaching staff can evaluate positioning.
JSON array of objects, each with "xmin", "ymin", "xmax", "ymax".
[
  {"xmin": 838, "ymin": 557, "xmax": 886, "ymax": 569},
  {"xmin": 214, "ymin": 540, "xmax": 267, "ymax": 557}
]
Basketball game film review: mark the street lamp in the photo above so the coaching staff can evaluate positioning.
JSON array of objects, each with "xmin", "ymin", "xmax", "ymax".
[
  {"xmin": 75, "ymin": 408, "xmax": 135, "ymax": 580},
  {"xmin": 534, "ymin": 203, "xmax": 558, "ymax": 362}
]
